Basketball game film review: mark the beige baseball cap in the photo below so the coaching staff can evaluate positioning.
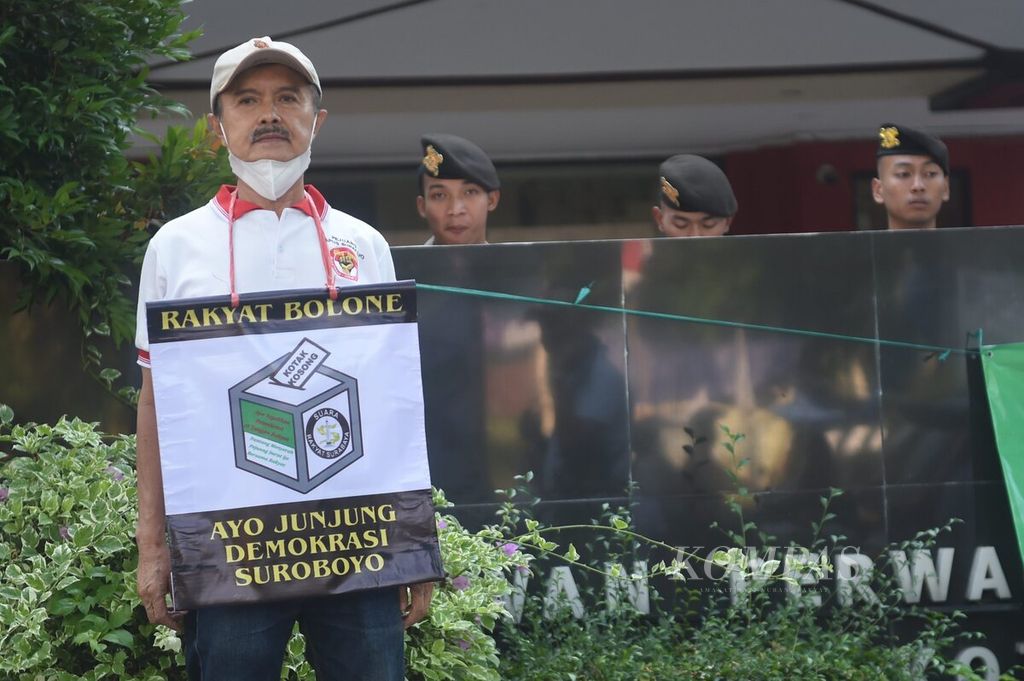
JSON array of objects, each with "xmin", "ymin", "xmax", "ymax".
[{"xmin": 210, "ymin": 36, "xmax": 321, "ymax": 111}]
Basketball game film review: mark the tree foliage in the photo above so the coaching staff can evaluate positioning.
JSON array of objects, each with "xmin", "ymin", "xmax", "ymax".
[{"xmin": 0, "ymin": 0, "xmax": 230, "ymax": 366}]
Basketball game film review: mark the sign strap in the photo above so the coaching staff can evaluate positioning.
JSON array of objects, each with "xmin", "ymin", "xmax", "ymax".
[{"xmin": 226, "ymin": 189, "xmax": 337, "ymax": 309}]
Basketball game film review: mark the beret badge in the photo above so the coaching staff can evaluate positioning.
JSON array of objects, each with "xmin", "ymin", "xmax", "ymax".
[
  {"xmin": 422, "ymin": 145, "xmax": 444, "ymax": 176},
  {"xmin": 879, "ymin": 126, "xmax": 900, "ymax": 149},
  {"xmin": 660, "ymin": 176, "xmax": 680, "ymax": 207}
]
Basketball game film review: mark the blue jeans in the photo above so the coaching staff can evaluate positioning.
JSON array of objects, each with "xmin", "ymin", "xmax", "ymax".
[{"xmin": 182, "ymin": 587, "xmax": 403, "ymax": 681}]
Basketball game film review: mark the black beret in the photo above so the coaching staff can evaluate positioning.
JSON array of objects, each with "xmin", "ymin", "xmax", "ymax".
[
  {"xmin": 658, "ymin": 154, "xmax": 737, "ymax": 217},
  {"xmin": 418, "ymin": 133, "xmax": 500, "ymax": 191},
  {"xmin": 876, "ymin": 123, "xmax": 949, "ymax": 175}
]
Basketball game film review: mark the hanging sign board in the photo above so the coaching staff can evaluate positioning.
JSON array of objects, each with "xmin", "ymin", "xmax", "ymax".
[{"xmin": 147, "ymin": 281, "xmax": 442, "ymax": 609}]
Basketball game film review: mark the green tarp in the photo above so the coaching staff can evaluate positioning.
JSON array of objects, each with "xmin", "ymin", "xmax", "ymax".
[{"xmin": 980, "ymin": 342, "xmax": 1024, "ymax": 569}]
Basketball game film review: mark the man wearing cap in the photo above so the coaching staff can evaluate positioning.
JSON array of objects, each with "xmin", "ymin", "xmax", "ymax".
[
  {"xmin": 873, "ymin": 123, "xmax": 950, "ymax": 230},
  {"xmin": 417, "ymin": 133, "xmax": 500, "ymax": 245},
  {"xmin": 653, "ymin": 154, "xmax": 737, "ymax": 237},
  {"xmin": 134, "ymin": 37, "xmax": 429, "ymax": 680}
]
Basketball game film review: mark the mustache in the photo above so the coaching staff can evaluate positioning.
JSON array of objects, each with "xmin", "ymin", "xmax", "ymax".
[{"xmin": 251, "ymin": 125, "xmax": 290, "ymax": 142}]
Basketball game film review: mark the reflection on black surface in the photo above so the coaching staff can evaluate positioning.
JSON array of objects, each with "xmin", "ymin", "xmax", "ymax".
[
  {"xmin": 632, "ymin": 488, "xmax": 888, "ymax": 559},
  {"xmin": 416, "ymin": 289, "xmax": 489, "ymax": 503},
  {"xmin": 624, "ymin": 234, "xmax": 883, "ymax": 501},
  {"xmin": 390, "ymin": 228, "xmax": 1024, "ymax": 654},
  {"xmin": 391, "ymin": 228, "xmax": 1024, "ymax": 510},
  {"xmin": 524, "ymin": 306, "xmax": 629, "ymax": 499},
  {"xmin": 873, "ymin": 228, "xmax": 1024, "ymax": 486},
  {"xmin": 393, "ymin": 241, "xmax": 628, "ymax": 502}
]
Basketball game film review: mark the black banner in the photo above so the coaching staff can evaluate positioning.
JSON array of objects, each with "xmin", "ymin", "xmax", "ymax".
[
  {"xmin": 167, "ymin": 490, "xmax": 441, "ymax": 609},
  {"xmin": 147, "ymin": 280, "xmax": 418, "ymax": 344}
]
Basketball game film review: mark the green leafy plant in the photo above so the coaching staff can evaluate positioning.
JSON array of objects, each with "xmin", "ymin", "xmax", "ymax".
[
  {"xmin": 81, "ymin": 120, "xmax": 232, "ymax": 408},
  {"xmin": 2, "ymin": 410, "xmax": 1014, "ymax": 680},
  {"xmin": 0, "ymin": 407, "xmax": 531, "ymax": 681},
  {"xmin": 489, "ymin": 431, "xmax": 1013, "ymax": 680},
  {"xmin": 0, "ymin": 1, "xmax": 231, "ymax": 407},
  {"xmin": 403, "ymin": 488, "xmax": 529, "ymax": 681},
  {"xmin": 0, "ymin": 408, "xmax": 182, "ymax": 680},
  {"xmin": 2, "ymin": 1, "xmax": 190, "ymax": 343}
]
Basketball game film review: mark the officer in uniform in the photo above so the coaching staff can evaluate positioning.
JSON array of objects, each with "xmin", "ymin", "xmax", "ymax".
[
  {"xmin": 405, "ymin": 134, "xmax": 498, "ymax": 501},
  {"xmin": 872, "ymin": 123, "xmax": 950, "ymax": 230},
  {"xmin": 652, "ymin": 154, "xmax": 737, "ymax": 237},
  {"xmin": 416, "ymin": 133, "xmax": 500, "ymax": 245}
]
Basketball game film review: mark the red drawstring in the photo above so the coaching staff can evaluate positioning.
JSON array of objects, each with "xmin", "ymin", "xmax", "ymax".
[
  {"xmin": 227, "ymin": 191, "xmax": 240, "ymax": 309},
  {"xmin": 306, "ymin": 191, "xmax": 338, "ymax": 300},
  {"xmin": 226, "ymin": 189, "xmax": 337, "ymax": 308}
]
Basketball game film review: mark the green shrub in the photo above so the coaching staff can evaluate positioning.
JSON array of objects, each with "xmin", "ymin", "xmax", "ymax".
[
  {"xmin": 0, "ymin": 409, "xmax": 181, "ymax": 680},
  {"xmin": 1, "ymin": 410, "xmax": 1013, "ymax": 680},
  {"xmin": 0, "ymin": 409, "xmax": 525, "ymax": 681},
  {"xmin": 491, "ymin": 455, "xmax": 1010, "ymax": 681},
  {"xmin": 498, "ymin": 545, "xmax": 978, "ymax": 680},
  {"xmin": 403, "ymin": 490, "xmax": 529, "ymax": 681}
]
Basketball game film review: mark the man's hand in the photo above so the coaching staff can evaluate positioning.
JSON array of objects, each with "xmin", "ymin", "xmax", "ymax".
[
  {"xmin": 136, "ymin": 368, "xmax": 182, "ymax": 631},
  {"xmin": 399, "ymin": 581, "xmax": 435, "ymax": 628},
  {"xmin": 137, "ymin": 541, "xmax": 183, "ymax": 631}
]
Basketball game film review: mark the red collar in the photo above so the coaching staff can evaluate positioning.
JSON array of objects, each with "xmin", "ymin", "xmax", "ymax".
[{"xmin": 214, "ymin": 185, "xmax": 328, "ymax": 219}]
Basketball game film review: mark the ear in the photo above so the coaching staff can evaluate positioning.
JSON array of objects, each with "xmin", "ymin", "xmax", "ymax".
[
  {"xmin": 416, "ymin": 195, "xmax": 427, "ymax": 219},
  {"xmin": 312, "ymin": 109, "xmax": 328, "ymax": 138},
  {"xmin": 208, "ymin": 113, "xmax": 225, "ymax": 144},
  {"xmin": 652, "ymin": 205, "xmax": 666, "ymax": 234},
  {"xmin": 723, "ymin": 216, "xmax": 734, "ymax": 234},
  {"xmin": 941, "ymin": 176, "xmax": 950, "ymax": 203},
  {"xmin": 871, "ymin": 177, "xmax": 884, "ymax": 205},
  {"xmin": 487, "ymin": 190, "xmax": 500, "ymax": 211}
]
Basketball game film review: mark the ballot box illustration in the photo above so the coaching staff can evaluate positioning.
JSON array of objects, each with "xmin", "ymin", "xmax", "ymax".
[{"xmin": 228, "ymin": 338, "xmax": 363, "ymax": 493}]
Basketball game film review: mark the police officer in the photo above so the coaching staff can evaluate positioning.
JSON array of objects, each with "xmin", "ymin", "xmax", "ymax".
[
  {"xmin": 416, "ymin": 133, "xmax": 500, "ymax": 245},
  {"xmin": 872, "ymin": 123, "xmax": 950, "ymax": 230},
  {"xmin": 653, "ymin": 154, "xmax": 737, "ymax": 237}
]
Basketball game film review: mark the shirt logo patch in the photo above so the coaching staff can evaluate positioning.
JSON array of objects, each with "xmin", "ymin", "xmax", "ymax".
[{"xmin": 331, "ymin": 246, "xmax": 359, "ymax": 281}]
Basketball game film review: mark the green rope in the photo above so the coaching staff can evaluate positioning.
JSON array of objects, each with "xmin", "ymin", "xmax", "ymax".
[{"xmin": 415, "ymin": 283, "xmax": 975, "ymax": 357}]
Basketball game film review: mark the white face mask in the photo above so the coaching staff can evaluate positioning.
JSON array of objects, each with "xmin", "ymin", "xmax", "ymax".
[{"xmin": 220, "ymin": 121, "xmax": 316, "ymax": 201}]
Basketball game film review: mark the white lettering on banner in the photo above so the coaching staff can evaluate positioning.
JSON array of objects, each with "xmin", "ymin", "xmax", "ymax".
[
  {"xmin": 784, "ymin": 549, "xmax": 827, "ymax": 607},
  {"xmin": 729, "ymin": 547, "xmax": 781, "ymax": 604},
  {"xmin": 543, "ymin": 566, "xmax": 584, "ymax": 620},
  {"xmin": 605, "ymin": 561, "xmax": 650, "ymax": 614},
  {"xmin": 966, "ymin": 547, "xmax": 1012, "ymax": 600},
  {"xmin": 503, "ymin": 569, "xmax": 529, "ymax": 624},
  {"xmin": 909, "ymin": 646, "xmax": 934, "ymax": 678},
  {"xmin": 955, "ymin": 646, "xmax": 1000, "ymax": 681},
  {"xmin": 836, "ymin": 553, "xmax": 880, "ymax": 606},
  {"xmin": 502, "ymin": 546, "xmax": 1015, "ymax": 632},
  {"xmin": 890, "ymin": 548, "xmax": 954, "ymax": 604},
  {"xmin": 672, "ymin": 547, "xmax": 701, "ymax": 581}
]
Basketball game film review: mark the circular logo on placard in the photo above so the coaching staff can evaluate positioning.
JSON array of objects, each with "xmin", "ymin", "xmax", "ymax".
[{"xmin": 305, "ymin": 407, "xmax": 351, "ymax": 459}]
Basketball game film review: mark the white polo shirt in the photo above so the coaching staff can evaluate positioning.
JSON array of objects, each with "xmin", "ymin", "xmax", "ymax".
[{"xmin": 135, "ymin": 185, "xmax": 396, "ymax": 366}]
